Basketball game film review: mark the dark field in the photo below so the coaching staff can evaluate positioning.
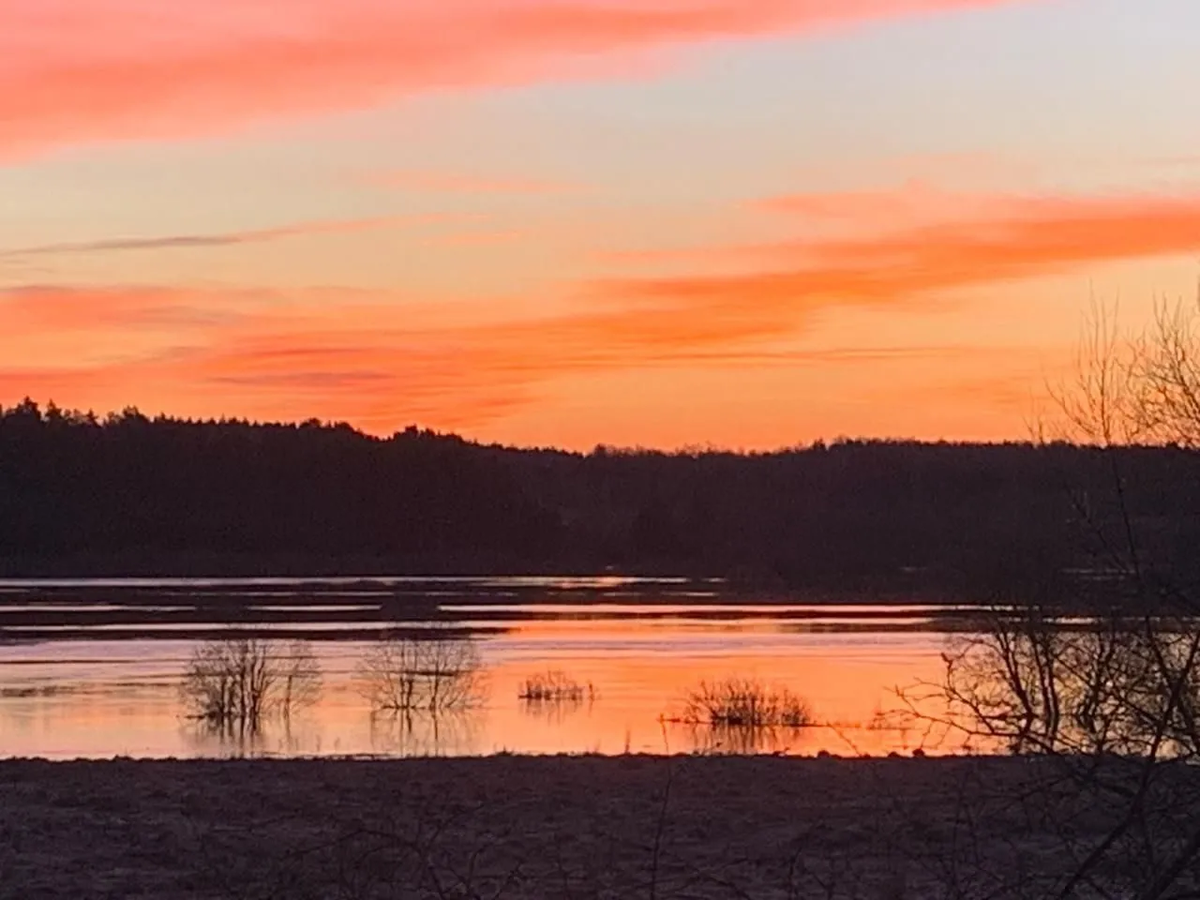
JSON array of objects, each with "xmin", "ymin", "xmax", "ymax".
[{"xmin": 0, "ymin": 755, "xmax": 1167, "ymax": 899}]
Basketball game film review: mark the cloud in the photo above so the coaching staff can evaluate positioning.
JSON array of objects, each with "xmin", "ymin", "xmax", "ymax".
[
  {"xmin": 0, "ymin": 284, "xmax": 259, "ymax": 332},
  {"xmin": 373, "ymin": 171, "xmax": 581, "ymax": 195},
  {"xmin": 0, "ymin": 215, "xmax": 417, "ymax": 260},
  {"xmin": 0, "ymin": 0, "xmax": 1028, "ymax": 158},
  {"xmin": 3, "ymin": 186, "xmax": 1195, "ymax": 436},
  {"xmin": 752, "ymin": 180, "xmax": 1003, "ymax": 228},
  {"xmin": 610, "ymin": 191, "xmax": 1200, "ymax": 314}
]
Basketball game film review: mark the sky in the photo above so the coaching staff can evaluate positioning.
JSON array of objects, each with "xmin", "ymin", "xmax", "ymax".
[{"xmin": 2, "ymin": 0, "xmax": 1199, "ymax": 450}]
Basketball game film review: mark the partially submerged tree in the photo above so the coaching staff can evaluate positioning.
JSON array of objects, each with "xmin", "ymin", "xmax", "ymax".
[
  {"xmin": 279, "ymin": 640, "xmax": 323, "ymax": 719},
  {"xmin": 182, "ymin": 637, "xmax": 322, "ymax": 733},
  {"xmin": 357, "ymin": 635, "xmax": 484, "ymax": 714}
]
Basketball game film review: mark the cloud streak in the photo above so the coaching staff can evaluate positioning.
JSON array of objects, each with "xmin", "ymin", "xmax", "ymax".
[
  {"xmin": 612, "ymin": 191, "xmax": 1200, "ymax": 309},
  {"xmin": 1, "ymin": 0, "xmax": 1028, "ymax": 158},
  {"xmin": 0, "ymin": 284, "xmax": 268, "ymax": 333},
  {"xmin": 3, "ymin": 187, "xmax": 1195, "ymax": 435},
  {"xmin": 0, "ymin": 216, "xmax": 415, "ymax": 260}
]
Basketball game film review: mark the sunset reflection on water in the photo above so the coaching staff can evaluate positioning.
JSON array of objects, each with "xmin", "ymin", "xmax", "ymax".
[{"xmin": 0, "ymin": 585, "xmax": 968, "ymax": 759}]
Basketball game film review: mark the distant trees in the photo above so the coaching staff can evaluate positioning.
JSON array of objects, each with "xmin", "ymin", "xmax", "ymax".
[
  {"xmin": 0, "ymin": 405, "xmax": 561, "ymax": 572},
  {"xmin": 1, "ymin": 382, "xmax": 1199, "ymax": 587}
]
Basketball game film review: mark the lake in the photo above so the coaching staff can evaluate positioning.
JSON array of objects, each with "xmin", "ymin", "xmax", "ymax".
[{"xmin": 0, "ymin": 576, "xmax": 980, "ymax": 759}]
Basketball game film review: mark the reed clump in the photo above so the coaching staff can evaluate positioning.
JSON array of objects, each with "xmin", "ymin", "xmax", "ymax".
[
  {"xmin": 518, "ymin": 670, "xmax": 595, "ymax": 703},
  {"xmin": 674, "ymin": 678, "xmax": 811, "ymax": 728}
]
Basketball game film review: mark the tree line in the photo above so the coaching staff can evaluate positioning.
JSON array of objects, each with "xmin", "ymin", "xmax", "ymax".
[{"xmin": 1, "ymin": 397, "xmax": 1198, "ymax": 592}]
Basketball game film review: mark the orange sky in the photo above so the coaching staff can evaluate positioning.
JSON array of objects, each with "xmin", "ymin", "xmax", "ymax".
[{"xmin": 2, "ymin": 0, "xmax": 1199, "ymax": 449}]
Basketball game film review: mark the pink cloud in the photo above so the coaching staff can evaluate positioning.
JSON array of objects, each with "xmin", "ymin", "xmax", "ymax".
[
  {"xmin": 4, "ymin": 187, "xmax": 1199, "ymax": 438},
  {"xmin": 1, "ymin": 0, "xmax": 1028, "ymax": 157}
]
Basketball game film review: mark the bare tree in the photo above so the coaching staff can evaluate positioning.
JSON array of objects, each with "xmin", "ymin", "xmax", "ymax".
[
  {"xmin": 357, "ymin": 635, "xmax": 484, "ymax": 714},
  {"xmin": 358, "ymin": 635, "xmax": 423, "ymax": 713},
  {"xmin": 1048, "ymin": 294, "xmax": 1200, "ymax": 452},
  {"xmin": 422, "ymin": 638, "xmax": 485, "ymax": 712},
  {"xmin": 1127, "ymin": 298, "xmax": 1200, "ymax": 448},
  {"xmin": 279, "ymin": 640, "xmax": 323, "ymax": 719},
  {"xmin": 182, "ymin": 637, "xmax": 323, "ymax": 733},
  {"xmin": 905, "ymin": 293, "xmax": 1200, "ymax": 897},
  {"xmin": 934, "ymin": 607, "xmax": 1200, "ymax": 758}
]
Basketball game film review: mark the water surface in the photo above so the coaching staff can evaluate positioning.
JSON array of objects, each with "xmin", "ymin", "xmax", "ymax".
[{"xmin": 0, "ymin": 576, "xmax": 969, "ymax": 759}]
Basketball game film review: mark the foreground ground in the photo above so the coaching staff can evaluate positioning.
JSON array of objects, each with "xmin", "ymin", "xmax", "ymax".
[{"xmin": 0, "ymin": 755, "xmax": 1162, "ymax": 899}]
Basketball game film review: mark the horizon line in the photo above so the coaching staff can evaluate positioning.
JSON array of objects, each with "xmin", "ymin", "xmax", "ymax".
[{"xmin": 0, "ymin": 396, "xmax": 1163, "ymax": 457}]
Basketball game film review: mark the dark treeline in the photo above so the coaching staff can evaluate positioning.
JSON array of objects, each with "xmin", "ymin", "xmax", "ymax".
[{"xmin": 2, "ymin": 398, "xmax": 1199, "ymax": 594}]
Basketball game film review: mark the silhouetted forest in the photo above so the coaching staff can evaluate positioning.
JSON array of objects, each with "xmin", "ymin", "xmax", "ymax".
[{"xmin": 2, "ymin": 398, "xmax": 1198, "ymax": 593}]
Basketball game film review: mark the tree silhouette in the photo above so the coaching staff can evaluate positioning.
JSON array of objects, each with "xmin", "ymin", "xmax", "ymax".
[{"xmin": 0, "ymin": 396, "xmax": 1198, "ymax": 591}]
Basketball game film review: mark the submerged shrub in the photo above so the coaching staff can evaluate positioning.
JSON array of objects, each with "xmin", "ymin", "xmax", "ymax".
[
  {"xmin": 518, "ymin": 670, "xmax": 595, "ymax": 703},
  {"xmin": 675, "ymin": 678, "xmax": 812, "ymax": 729}
]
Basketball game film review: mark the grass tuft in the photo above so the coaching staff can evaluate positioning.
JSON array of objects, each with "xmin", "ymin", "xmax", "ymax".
[
  {"xmin": 673, "ymin": 678, "xmax": 812, "ymax": 728},
  {"xmin": 518, "ymin": 671, "xmax": 596, "ymax": 703}
]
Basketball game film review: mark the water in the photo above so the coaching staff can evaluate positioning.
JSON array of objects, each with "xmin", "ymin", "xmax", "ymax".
[{"xmin": 0, "ymin": 576, "xmax": 972, "ymax": 759}]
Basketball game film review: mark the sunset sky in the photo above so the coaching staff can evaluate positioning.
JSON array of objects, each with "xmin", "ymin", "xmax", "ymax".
[{"xmin": 2, "ymin": 0, "xmax": 1199, "ymax": 450}]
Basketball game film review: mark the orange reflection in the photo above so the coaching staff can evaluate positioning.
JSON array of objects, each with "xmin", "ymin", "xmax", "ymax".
[{"xmin": 0, "ymin": 616, "xmax": 962, "ymax": 759}]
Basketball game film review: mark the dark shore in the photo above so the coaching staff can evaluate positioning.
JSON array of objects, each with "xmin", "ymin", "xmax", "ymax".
[{"xmin": 0, "ymin": 755, "xmax": 1137, "ymax": 899}]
